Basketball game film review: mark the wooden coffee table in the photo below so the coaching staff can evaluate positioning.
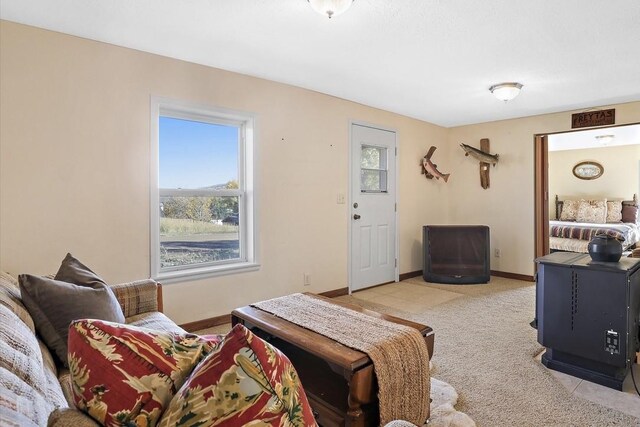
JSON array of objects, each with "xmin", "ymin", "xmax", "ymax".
[{"xmin": 231, "ymin": 293, "xmax": 434, "ymax": 427}]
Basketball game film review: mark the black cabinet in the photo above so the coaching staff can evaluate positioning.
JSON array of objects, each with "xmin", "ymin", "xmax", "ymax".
[{"xmin": 536, "ymin": 252, "xmax": 640, "ymax": 390}]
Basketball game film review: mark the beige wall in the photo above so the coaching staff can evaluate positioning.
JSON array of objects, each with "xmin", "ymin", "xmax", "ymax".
[
  {"xmin": 2, "ymin": 21, "xmax": 639, "ymax": 322},
  {"xmin": 548, "ymin": 145, "xmax": 640, "ymax": 219},
  {"xmin": 447, "ymin": 103, "xmax": 640, "ymax": 276},
  {"xmin": 0, "ymin": 21, "xmax": 450, "ymax": 323}
]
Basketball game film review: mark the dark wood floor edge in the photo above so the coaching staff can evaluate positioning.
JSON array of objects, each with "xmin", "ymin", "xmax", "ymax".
[
  {"xmin": 180, "ymin": 314, "xmax": 232, "ymax": 332},
  {"xmin": 399, "ymin": 270, "xmax": 422, "ymax": 281},
  {"xmin": 490, "ymin": 270, "xmax": 535, "ymax": 282},
  {"xmin": 318, "ymin": 287, "xmax": 349, "ymax": 298}
]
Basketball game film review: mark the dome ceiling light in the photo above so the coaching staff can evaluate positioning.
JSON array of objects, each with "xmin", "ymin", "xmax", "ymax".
[
  {"xmin": 489, "ymin": 82, "xmax": 523, "ymax": 102},
  {"xmin": 307, "ymin": 0, "xmax": 355, "ymax": 19}
]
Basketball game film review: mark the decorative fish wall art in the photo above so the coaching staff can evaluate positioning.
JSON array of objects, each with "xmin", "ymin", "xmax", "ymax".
[
  {"xmin": 420, "ymin": 146, "xmax": 450, "ymax": 183},
  {"xmin": 460, "ymin": 140, "xmax": 499, "ymax": 189},
  {"xmin": 460, "ymin": 143, "xmax": 499, "ymax": 165}
]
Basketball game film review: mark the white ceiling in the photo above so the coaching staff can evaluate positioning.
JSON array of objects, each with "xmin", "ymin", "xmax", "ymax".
[
  {"xmin": 2, "ymin": 0, "xmax": 640, "ymax": 127},
  {"xmin": 548, "ymin": 123, "xmax": 640, "ymax": 152}
]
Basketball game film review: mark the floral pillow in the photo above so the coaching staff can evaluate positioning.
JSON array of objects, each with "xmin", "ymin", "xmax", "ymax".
[
  {"xmin": 576, "ymin": 199, "xmax": 607, "ymax": 223},
  {"xmin": 559, "ymin": 199, "xmax": 580, "ymax": 221},
  {"xmin": 158, "ymin": 323, "xmax": 317, "ymax": 427},
  {"xmin": 67, "ymin": 319, "xmax": 221, "ymax": 427},
  {"xmin": 606, "ymin": 201, "xmax": 623, "ymax": 223}
]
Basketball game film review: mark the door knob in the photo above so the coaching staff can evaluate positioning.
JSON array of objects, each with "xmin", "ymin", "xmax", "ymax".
[{"xmin": 353, "ymin": 214, "xmax": 361, "ymax": 220}]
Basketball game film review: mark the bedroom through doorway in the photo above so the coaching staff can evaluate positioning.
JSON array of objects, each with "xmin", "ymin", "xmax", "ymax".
[{"xmin": 535, "ymin": 123, "xmax": 640, "ymax": 260}]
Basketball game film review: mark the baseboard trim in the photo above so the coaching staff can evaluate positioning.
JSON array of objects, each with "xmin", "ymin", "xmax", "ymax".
[
  {"xmin": 399, "ymin": 270, "xmax": 422, "ymax": 281},
  {"xmin": 399, "ymin": 269, "xmax": 534, "ymax": 283},
  {"xmin": 319, "ymin": 287, "xmax": 349, "ymax": 298},
  {"xmin": 180, "ymin": 314, "xmax": 231, "ymax": 332},
  {"xmin": 490, "ymin": 270, "xmax": 535, "ymax": 282},
  {"xmin": 180, "ymin": 287, "xmax": 349, "ymax": 332},
  {"xmin": 178, "ymin": 272, "xmax": 534, "ymax": 333}
]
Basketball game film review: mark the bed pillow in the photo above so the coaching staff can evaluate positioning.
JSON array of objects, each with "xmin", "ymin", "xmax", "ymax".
[
  {"xmin": 576, "ymin": 199, "xmax": 607, "ymax": 223},
  {"xmin": 622, "ymin": 204, "xmax": 638, "ymax": 224},
  {"xmin": 559, "ymin": 199, "xmax": 580, "ymax": 221},
  {"xmin": 67, "ymin": 319, "xmax": 221, "ymax": 427},
  {"xmin": 158, "ymin": 323, "xmax": 317, "ymax": 427},
  {"xmin": 606, "ymin": 201, "xmax": 623, "ymax": 223}
]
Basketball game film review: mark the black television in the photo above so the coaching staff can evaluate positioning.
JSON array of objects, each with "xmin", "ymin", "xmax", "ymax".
[{"xmin": 423, "ymin": 225, "xmax": 490, "ymax": 284}]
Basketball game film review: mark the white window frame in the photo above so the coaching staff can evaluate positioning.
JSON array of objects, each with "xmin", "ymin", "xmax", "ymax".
[{"xmin": 150, "ymin": 97, "xmax": 258, "ymax": 283}]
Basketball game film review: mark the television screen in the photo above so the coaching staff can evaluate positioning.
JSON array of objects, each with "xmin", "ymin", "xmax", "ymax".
[{"xmin": 423, "ymin": 225, "xmax": 490, "ymax": 284}]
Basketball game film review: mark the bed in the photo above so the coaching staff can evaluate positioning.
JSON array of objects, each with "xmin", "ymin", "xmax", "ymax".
[{"xmin": 550, "ymin": 195, "xmax": 640, "ymax": 253}]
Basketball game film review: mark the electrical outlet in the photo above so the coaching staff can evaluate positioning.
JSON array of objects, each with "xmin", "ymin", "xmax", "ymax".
[
  {"xmin": 494, "ymin": 248, "xmax": 501, "ymax": 258},
  {"xmin": 303, "ymin": 273, "xmax": 311, "ymax": 286},
  {"xmin": 337, "ymin": 193, "xmax": 346, "ymax": 204}
]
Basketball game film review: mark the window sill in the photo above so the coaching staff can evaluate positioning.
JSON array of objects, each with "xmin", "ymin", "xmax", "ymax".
[{"xmin": 155, "ymin": 262, "xmax": 260, "ymax": 285}]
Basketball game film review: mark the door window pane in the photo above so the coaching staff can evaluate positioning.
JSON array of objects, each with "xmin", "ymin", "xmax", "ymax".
[{"xmin": 361, "ymin": 145, "xmax": 388, "ymax": 192}]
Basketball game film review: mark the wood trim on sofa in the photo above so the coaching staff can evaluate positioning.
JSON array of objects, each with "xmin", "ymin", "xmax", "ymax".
[{"xmin": 157, "ymin": 284, "xmax": 164, "ymax": 313}]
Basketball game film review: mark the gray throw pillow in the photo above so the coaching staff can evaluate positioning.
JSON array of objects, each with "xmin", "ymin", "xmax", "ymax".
[
  {"xmin": 18, "ymin": 255, "xmax": 124, "ymax": 366},
  {"xmin": 55, "ymin": 253, "xmax": 118, "ymax": 292}
]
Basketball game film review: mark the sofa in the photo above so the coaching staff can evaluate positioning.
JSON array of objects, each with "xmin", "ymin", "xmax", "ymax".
[
  {"xmin": 0, "ymin": 270, "xmax": 184, "ymax": 427},
  {"xmin": 1, "ymin": 268, "xmax": 423, "ymax": 427}
]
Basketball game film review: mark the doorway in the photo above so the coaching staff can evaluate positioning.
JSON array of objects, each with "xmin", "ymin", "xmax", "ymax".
[
  {"xmin": 534, "ymin": 123, "xmax": 640, "ymax": 259},
  {"xmin": 349, "ymin": 123, "xmax": 398, "ymax": 292}
]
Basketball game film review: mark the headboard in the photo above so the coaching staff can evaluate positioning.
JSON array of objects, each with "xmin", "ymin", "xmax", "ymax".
[{"xmin": 555, "ymin": 194, "xmax": 638, "ymax": 220}]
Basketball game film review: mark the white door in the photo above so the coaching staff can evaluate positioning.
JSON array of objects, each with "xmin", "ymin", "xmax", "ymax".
[{"xmin": 350, "ymin": 123, "xmax": 397, "ymax": 291}]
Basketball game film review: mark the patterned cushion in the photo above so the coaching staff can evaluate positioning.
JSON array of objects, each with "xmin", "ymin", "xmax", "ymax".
[
  {"xmin": 0, "ymin": 366, "xmax": 54, "ymax": 427},
  {"xmin": 67, "ymin": 319, "xmax": 221, "ymax": 426},
  {"xmin": 606, "ymin": 200, "xmax": 623, "ymax": 223},
  {"xmin": 48, "ymin": 408, "xmax": 101, "ymax": 427},
  {"xmin": 0, "ymin": 288, "xmax": 35, "ymax": 334},
  {"xmin": 126, "ymin": 311, "xmax": 186, "ymax": 335},
  {"xmin": 110, "ymin": 280, "xmax": 159, "ymax": 317},
  {"xmin": 576, "ymin": 199, "xmax": 607, "ymax": 223},
  {"xmin": 0, "ymin": 305, "xmax": 46, "ymax": 395},
  {"xmin": 159, "ymin": 324, "xmax": 317, "ymax": 427},
  {"xmin": 559, "ymin": 199, "xmax": 579, "ymax": 221}
]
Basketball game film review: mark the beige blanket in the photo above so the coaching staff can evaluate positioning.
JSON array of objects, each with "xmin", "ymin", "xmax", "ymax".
[{"xmin": 252, "ymin": 293, "xmax": 430, "ymax": 425}]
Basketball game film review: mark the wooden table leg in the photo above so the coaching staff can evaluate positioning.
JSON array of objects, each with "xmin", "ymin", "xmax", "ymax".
[{"xmin": 346, "ymin": 365, "xmax": 374, "ymax": 426}]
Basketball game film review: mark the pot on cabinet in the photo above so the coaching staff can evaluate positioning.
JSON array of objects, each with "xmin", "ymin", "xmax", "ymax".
[{"xmin": 588, "ymin": 234, "xmax": 623, "ymax": 262}]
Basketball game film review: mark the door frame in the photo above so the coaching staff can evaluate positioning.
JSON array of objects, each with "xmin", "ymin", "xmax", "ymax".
[
  {"xmin": 348, "ymin": 120, "xmax": 399, "ymax": 294},
  {"xmin": 534, "ymin": 134, "xmax": 549, "ymax": 261},
  {"xmin": 533, "ymin": 122, "xmax": 640, "ymax": 264}
]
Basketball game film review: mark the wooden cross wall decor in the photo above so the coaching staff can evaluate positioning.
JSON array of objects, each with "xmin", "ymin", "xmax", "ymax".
[
  {"xmin": 479, "ymin": 138, "xmax": 490, "ymax": 189},
  {"xmin": 460, "ymin": 139, "xmax": 499, "ymax": 189}
]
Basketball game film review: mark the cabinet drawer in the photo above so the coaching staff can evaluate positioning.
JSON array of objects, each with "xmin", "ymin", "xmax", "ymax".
[{"xmin": 308, "ymin": 395, "xmax": 345, "ymax": 427}]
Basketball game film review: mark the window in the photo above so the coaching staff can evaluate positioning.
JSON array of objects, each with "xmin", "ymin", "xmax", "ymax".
[
  {"xmin": 360, "ymin": 145, "xmax": 388, "ymax": 192},
  {"xmin": 150, "ymin": 98, "xmax": 257, "ymax": 282}
]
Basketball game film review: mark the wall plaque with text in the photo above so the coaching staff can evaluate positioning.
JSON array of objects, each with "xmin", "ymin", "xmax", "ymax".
[{"xmin": 571, "ymin": 109, "xmax": 615, "ymax": 129}]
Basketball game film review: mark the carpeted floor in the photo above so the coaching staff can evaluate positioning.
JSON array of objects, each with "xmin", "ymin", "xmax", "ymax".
[{"xmin": 337, "ymin": 276, "xmax": 640, "ymax": 427}]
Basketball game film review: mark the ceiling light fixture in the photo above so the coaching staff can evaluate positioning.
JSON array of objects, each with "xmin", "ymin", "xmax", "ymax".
[
  {"xmin": 308, "ymin": 0, "xmax": 354, "ymax": 18},
  {"xmin": 595, "ymin": 134, "xmax": 615, "ymax": 145},
  {"xmin": 489, "ymin": 82, "xmax": 523, "ymax": 102}
]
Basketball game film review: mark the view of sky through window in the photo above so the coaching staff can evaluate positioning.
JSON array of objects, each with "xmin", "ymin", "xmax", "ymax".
[{"xmin": 159, "ymin": 117, "xmax": 239, "ymax": 189}]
